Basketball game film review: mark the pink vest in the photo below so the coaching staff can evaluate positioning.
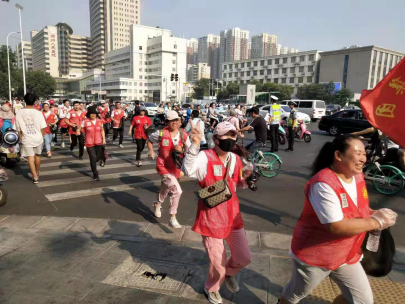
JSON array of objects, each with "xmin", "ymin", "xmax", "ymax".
[
  {"xmin": 192, "ymin": 149, "xmax": 244, "ymax": 239},
  {"xmin": 83, "ymin": 118, "xmax": 103, "ymax": 147},
  {"xmin": 156, "ymin": 127, "xmax": 188, "ymax": 178},
  {"xmin": 291, "ymin": 168, "xmax": 370, "ymax": 270}
]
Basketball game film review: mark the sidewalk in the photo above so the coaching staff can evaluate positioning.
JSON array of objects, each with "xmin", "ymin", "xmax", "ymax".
[{"xmin": 0, "ymin": 215, "xmax": 404, "ymax": 304}]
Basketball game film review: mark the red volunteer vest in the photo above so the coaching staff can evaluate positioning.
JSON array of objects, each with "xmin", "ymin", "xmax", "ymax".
[
  {"xmin": 132, "ymin": 116, "xmax": 151, "ymax": 139},
  {"xmin": 68, "ymin": 110, "xmax": 86, "ymax": 134},
  {"xmin": 192, "ymin": 149, "xmax": 244, "ymax": 239},
  {"xmin": 59, "ymin": 108, "xmax": 69, "ymax": 128},
  {"xmin": 99, "ymin": 106, "xmax": 111, "ymax": 124},
  {"xmin": 112, "ymin": 109, "xmax": 125, "ymax": 128},
  {"xmin": 83, "ymin": 118, "xmax": 103, "ymax": 147},
  {"xmin": 291, "ymin": 168, "xmax": 370, "ymax": 270},
  {"xmin": 156, "ymin": 127, "xmax": 188, "ymax": 178},
  {"xmin": 42, "ymin": 111, "xmax": 57, "ymax": 134}
]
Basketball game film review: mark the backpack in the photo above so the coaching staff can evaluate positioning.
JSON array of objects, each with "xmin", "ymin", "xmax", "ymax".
[{"xmin": 1, "ymin": 119, "xmax": 13, "ymax": 134}]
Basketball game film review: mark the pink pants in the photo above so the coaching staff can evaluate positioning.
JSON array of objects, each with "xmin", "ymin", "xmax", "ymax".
[
  {"xmin": 157, "ymin": 174, "xmax": 182, "ymax": 215},
  {"xmin": 202, "ymin": 228, "xmax": 252, "ymax": 292}
]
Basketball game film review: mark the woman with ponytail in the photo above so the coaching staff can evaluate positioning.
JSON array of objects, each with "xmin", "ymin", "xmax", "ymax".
[{"xmin": 280, "ymin": 134, "xmax": 398, "ymax": 304}]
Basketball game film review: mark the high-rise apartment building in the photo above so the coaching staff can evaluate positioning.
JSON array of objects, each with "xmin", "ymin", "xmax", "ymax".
[
  {"xmin": 30, "ymin": 23, "xmax": 91, "ymax": 78},
  {"xmin": 89, "ymin": 0, "xmax": 141, "ymax": 70},
  {"xmin": 16, "ymin": 40, "xmax": 33, "ymax": 71},
  {"xmin": 251, "ymin": 33, "xmax": 278, "ymax": 58},
  {"xmin": 186, "ymin": 38, "xmax": 198, "ymax": 66},
  {"xmin": 86, "ymin": 24, "xmax": 187, "ymax": 102},
  {"xmin": 187, "ymin": 63, "xmax": 211, "ymax": 82},
  {"xmin": 198, "ymin": 34, "xmax": 220, "ymax": 79}
]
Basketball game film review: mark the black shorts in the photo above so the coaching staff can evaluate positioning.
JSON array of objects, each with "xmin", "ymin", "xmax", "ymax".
[{"xmin": 60, "ymin": 127, "xmax": 69, "ymax": 134}]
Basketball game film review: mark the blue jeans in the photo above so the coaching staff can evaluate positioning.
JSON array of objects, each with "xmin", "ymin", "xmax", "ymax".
[{"xmin": 43, "ymin": 134, "xmax": 53, "ymax": 152}]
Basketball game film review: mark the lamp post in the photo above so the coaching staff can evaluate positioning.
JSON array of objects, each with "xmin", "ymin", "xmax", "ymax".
[
  {"xmin": 15, "ymin": 4, "xmax": 26, "ymax": 95},
  {"xmin": 7, "ymin": 31, "xmax": 20, "ymax": 103}
]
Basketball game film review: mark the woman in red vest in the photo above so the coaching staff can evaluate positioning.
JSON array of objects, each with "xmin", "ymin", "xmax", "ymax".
[
  {"xmin": 98, "ymin": 101, "xmax": 111, "ymax": 139},
  {"xmin": 128, "ymin": 106, "xmax": 151, "ymax": 167},
  {"xmin": 183, "ymin": 121, "xmax": 259, "ymax": 304},
  {"xmin": 65, "ymin": 101, "xmax": 86, "ymax": 160},
  {"xmin": 280, "ymin": 134, "xmax": 398, "ymax": 304},
  {"xmin": 82, "ymin": 106, "xmax": 106, "ymax": 181},
  {"xmin": 42, "ymin": 102, "xmax": 58, "ymax": 158}
]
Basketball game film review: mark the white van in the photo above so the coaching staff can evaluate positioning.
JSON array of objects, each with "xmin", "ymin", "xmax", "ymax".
[{"xmin": 280, "ymin": 100, "xmax": 326, "ymax": 122}]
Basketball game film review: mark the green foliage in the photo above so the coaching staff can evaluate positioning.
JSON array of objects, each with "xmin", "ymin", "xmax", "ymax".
[
  {"xmin": 248, "ymin": 79, "xmax": 263, "ymax": 92},
  {"xmin": 0, "ymin": 45, "xmax": 17, "ymax": 74},
  {"xmin": 297, "ymin": 82, "xmax": 354, "ymax": 106},
  {"xmin": 332, "ymin": 88, "xmax": 354, "ymax": 106},
  {"xmin": 24, "ymin": 70, "xmax": 56, "ymax": 98}
]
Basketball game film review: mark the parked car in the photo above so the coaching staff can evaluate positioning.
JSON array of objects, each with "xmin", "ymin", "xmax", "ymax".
[
  {"xmin": 325, "ymin": 104, "xmax": 342, "ymax": 116},
  {"xmin": 258, "ymin": 105, "xmax": 311, "ymax": 124},
  {"xmin": 246, "ymin": 104, "xmax": 266, "ymax": 116},
  {"xmin": 141, "ymin": 102, "xmax": 158, "ymax": 116},
  {"xmin": 343, "ymin": 105, "xmax": 361, "ymax": 110},
  {"xmin": 318, "ymin": 110, "xmax": 372, "ymax": 136},
  {"xmin": 280, "ymin": 100, "xmax": 326, "ymax": 122}
]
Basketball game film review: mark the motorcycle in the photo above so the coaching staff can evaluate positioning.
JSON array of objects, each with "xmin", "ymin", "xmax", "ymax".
[
  {"xmin": 153, "ymin": 113, "xmax": 166, "ymax": 127},
  {"xmin": 0, "ymin": 168, "xmax": 8, "ymax": 207},
  {"xmin": 0, "ymin": 128, "xmax": 20, "ymax": 167},
  {"xmin": 295, "ymin": 120, "xmax": 312, "ymax": 143},
  {"xmin": 204, "ymin": 115, "xmax": 224, "ymax": 133}
]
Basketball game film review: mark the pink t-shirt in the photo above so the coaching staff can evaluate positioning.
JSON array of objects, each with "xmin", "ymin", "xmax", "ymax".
[{"xmin": 227, "ymin": 116, "xmax": 240, "ymax": 130}]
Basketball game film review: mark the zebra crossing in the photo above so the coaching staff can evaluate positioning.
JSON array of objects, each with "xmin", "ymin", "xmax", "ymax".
[{"xmin": 21, "ymin": 135, "xmax": 194, "ymax": 203}]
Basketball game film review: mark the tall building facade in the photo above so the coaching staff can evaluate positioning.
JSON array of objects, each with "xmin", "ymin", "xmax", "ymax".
[
  {"xmin": 251, "ymin": 33, "xmax": 278, "ymax": 58},
  {"xmin": 187, "ymin": 63, "xmax": 211, "ymax": 82},
  {"xmin": 186, "ymin": 38, "xmax": 198, "ymax": 66},
  {"xmin": 89, "ymin": 0, "xmax": 141, "ymax": 70},
  {"xmin": 319, "ymin": 45, "xmax": 404, "ymax": 99},
  {"xmin": 198, "ymin": 34, "xmax": 220, "ymax": 79},
  {"xmin": 16, "ymin": 40, "xmax": 33, "ymax": 71},
  {"xmin": 86, "ymin": 25, "xmax": 187, "ymax": 102},
  {"xmin": 30, "ymin": 23, "xmax": 91, "ymax": 78}
]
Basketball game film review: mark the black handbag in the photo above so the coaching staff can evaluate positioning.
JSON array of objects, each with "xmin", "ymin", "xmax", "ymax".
[{"xmin": 361, "ymin": 228, "xmax": 396, "ymax": 277}]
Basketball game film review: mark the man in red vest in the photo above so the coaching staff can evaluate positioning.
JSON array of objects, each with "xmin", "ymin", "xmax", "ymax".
[
  {"xmin": 65, "ymin": 101, "xmax": 86, "ymax": 159},
  {"xmin": 111, "ymin": 101, "xmax": 127, "ymax": 148},
  {"xmin": 98, "ymin": 101, "xmax": 111, "ymax": 139},
  {"xmin": 147, "ymin": 110, "xmax": 191, "ymax": 229},
  {"xmin": 58, "ymin": 99, "xmax": 71, "ymax": 148}
]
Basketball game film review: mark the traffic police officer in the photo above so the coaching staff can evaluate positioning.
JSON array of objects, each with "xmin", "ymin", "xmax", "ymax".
[
  {"xmin": 268, "ymin": 95, "xmax": 281, "ymax": 152},
  {"xmin": 286, "ymin": 102, "xmax": 298, "ymax": 152}
]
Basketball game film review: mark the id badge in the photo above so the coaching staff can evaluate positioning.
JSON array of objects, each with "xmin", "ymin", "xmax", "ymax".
[
  {"xmin": 213, "ymin": 165, "xmax": 223, "ymax": 177},
  {"xmin": 162, "ymin": 139, "xmax": 169, "ymax": 147},
  {"xmin": 340, "ymin": 193, "xmax": 349, "ymax": 208}
]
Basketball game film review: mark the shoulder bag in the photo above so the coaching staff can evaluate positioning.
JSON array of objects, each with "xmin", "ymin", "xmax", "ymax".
[{"xmin": 198, "ymin": 160, "xmax": 232, "ymax": 208}]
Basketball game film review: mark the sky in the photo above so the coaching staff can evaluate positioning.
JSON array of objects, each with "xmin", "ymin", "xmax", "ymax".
[{"xmin": 0, "ymin": 0, "xmax": 404, "ymax": 53}]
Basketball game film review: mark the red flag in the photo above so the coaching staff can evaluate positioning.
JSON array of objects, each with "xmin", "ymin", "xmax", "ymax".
[{"xmin": 360, "ymin": 57, "xmax": 405, "ymax": 147}]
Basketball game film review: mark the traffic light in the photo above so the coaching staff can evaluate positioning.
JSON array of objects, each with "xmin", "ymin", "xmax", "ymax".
[
  {"xmin": 170, "ymin": 73, "xmax": 174, "ymax": 81},
  {"xmin": 175, "ymin": 74, "xmax": 179, "ymax": 81}
]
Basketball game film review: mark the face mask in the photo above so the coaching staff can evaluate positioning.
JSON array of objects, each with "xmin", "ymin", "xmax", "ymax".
[{"xmin": 217, "ymin": 138, "xmax": 236, "ymax": 152}]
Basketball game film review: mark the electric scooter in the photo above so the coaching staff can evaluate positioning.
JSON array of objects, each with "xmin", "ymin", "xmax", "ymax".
[{"xmin": 295, "ymin": 120, "xmax": 312, "ymax": 143}]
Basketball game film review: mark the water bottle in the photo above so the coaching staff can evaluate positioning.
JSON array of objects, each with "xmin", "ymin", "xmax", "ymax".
[{"xmin": 366, "ymin": 230, "xmax": 381, "ymax": 252}]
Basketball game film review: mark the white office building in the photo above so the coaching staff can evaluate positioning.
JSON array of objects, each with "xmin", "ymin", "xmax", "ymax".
[
  {"xmin": 89, "ymin": 0, "xmax": 141, "ymax": 70},
  {"xmin": 221, "ymin": 50, "xmax": 321, "ymax": 96},
  {"xmin": 251, "ymin": 33, "xmax": 278, "ymax": 59},
  {"xmin": 86, "ymin": 24, "xmax": 187, "ymax": 102},
  {"xmin": 16, "ymin": 40, "xmax": 33, "ymax": 71}
]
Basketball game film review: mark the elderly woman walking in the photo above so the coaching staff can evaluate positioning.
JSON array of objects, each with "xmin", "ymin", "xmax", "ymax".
[{"xmin": 280, "ymin": 134, "xmax": 398, "ymax": 304}]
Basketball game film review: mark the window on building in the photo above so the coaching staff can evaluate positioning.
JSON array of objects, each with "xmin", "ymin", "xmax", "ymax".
[
  {"xmin": 274, "ymin": 68, "xmax": 279, "ymax": 74},
  {"xmin": 281, "ymin": 78, "xmax": 287, "ymax": 84},
  {"xmin": 254, "ymin": 61, "xmax": 258, "ymax": 67},
  {"xmin": 145, "ymin": 90, "xmax": 148, "ymax": 93},
  {"xmin": 274, "ymin": 78, "xmax": 278, "ymax": 83},
  {"xmin": 267, "ymin": 59, "xmax": 272, "ymax": 65},
  {"xmin": 289, "ymin": 77, "xmax": 295, "ymax": 83},
  {"xmin": 241, "ymin": 72, "xmax": 244, "ymax": 77},
  {"xmin": 290, "ymin": 67, "xmax": 295, "ymax": 73},
  {"xmin": 139, "ymin": 46, "xmax": 142, "ymax": 50},
  {"xmin": 275, "ymin": 59, "xmax": 280, "ymax": 64},
  {"xmin": 260, "ymin": 70, "xmax": 264, "ymax": 75},
  {"xmin": 234, "ymin": 72, "xmax": 238, "ymax": 77},
  {"xmin": 229, "ymin": 73, "xmax": 232, "ymax": 77},
  {"xmin": 267, "ymin": 69, "xmax": 272, "ymax": 75},
  {"xmin": 309, "ymin": 54, "xmax": 315, "ymax": 61},
  {"xmin": 342, "ymin": 54, "xmax": 349, "ymax": 88},
  {"xmin": 240, "ymin": 80, "xmax": 244, "ymax": 84},
  {"xmin": 247, "ymin": 71, "xmax": 251, "ymax": 76},
  {"xmin": 174, "ymin": 45, "xmax": 177, "ymax": 49},
  {"xmin": 283, "ymin": 58, "xmax": 288, "ymax": 64},
  {"xmin": 298, "ymin": 77, "xmax": 304, "ymax": 83},
  {"xmin": 300, "ymin": 55, "xmax": 305, "ymax": 62},
  {"xmin": 253, "ymin": 71, "xmax": 258, "ymax": 76},
  {"xmin": 241, "ymin": 63, "xmax": 245, "ymax": 68},
  {"xmin": 223, "ymin": 73, "xmax": 227, "ymax": 78},
  {"xmin": 260, "ymin": 60, "xmax": 265, "ymax": 66},
  {"xmin": 139, "ymin": 75, "xmax": 142, "ymax": 79},
  {"xmin": 224, "ymin": 65, "xmax": 227, "ymax": 70},
  {"xmin": 235, "ymin": 63, "xmax": 238, "ymax": 68},
  {"xmin": 229, "ymin": 64, "xmax": 232, "ymax": 69},
  {"xmin": 291, "ymin": 57, "xmax": 296, "ymax": 63},
  {"xmin": 307, "ymin": 76, "xmax": 313, "ymax": 83},
  {"xmin": 247, "ymin": 62, "xmax": 251, "ymax": 67},
  {"xmin": 299, "ymin": 66, "xmax": 304, "ymax": 72},
  {"xmin": 282, "ymin": 68, "xmax": 287, "ymax": 73},
  {"xmin": 308, "ymin": 65, "xmax": 314, "ymax": 72}
]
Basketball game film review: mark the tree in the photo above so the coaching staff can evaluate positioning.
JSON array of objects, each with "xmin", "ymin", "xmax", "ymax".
[
  {"xmin": 12, "ymin": 70, "xmax": 56, "ymax": 99},
  {"xmin": 248, "ymin": 79, "xmax": 263, "ymax": 92},
  {"xmin": 260, "ymin": 82, "xmax": 294, "ymax": 101},
  {"xmin": 0, "ymin": 45, "xmax": 17, "ymax": 74},
  {"xmin": 296, "ymin": 82, "xmax": 335, "ymax": 104},
  {"xmin": 332, "ymin": 88, "xmax": 354, "ymax": 106}
]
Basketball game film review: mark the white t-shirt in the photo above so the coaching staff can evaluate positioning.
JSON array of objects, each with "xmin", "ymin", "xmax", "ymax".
[
  {"xmin": 13, "ymin": 103, "xmax": 24, "ymax": 113},
  {"xmin": 185, "ymin": 118, "xmax": 206, "ymax": 144},
  {"xmin": 309, "ymin": 176, "xmax": 357, "ymax": 224},
  {"xmin": 15, "ymin": 108, "xmax": 47, "ymax": 147}
]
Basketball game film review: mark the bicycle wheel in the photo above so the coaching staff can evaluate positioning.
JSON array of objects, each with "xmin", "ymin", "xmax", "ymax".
[
  {"xmin": 257, "ymin": 152, "xmax": 282, "ymax": 178},
  {"xmin": 372, "ymin": 165, "xmax": 405, "ymax": 195}
]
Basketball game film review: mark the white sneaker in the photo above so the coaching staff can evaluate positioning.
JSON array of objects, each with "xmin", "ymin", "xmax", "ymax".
[
  {"xmin": 169, "ymin": 218, "xmax": 182, "ymax": 229},
  {"xmin": 153, "ymin": 202, "xmax": 162, "ymax": 218},
  {"xmin": 51, "ymin": 142, "xmax": 55, "ymax": 147},
  {"xmin": 84, "ymin": 146, "xmax": 87, "ymax": 150},
  {"xmin": 225, "ymin": 275, "xmax": 239, "ymax": 293},
  {"xmin": 204, "ymin": 288, "xmax": 222, "ymax": 304},
  {"xmin": 119, "ymin": 144, "xmax": 124, "ymax": 148},
  {"xmin": 61, "ymin": 142, "xmax": 65, "ymax": 148}
]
